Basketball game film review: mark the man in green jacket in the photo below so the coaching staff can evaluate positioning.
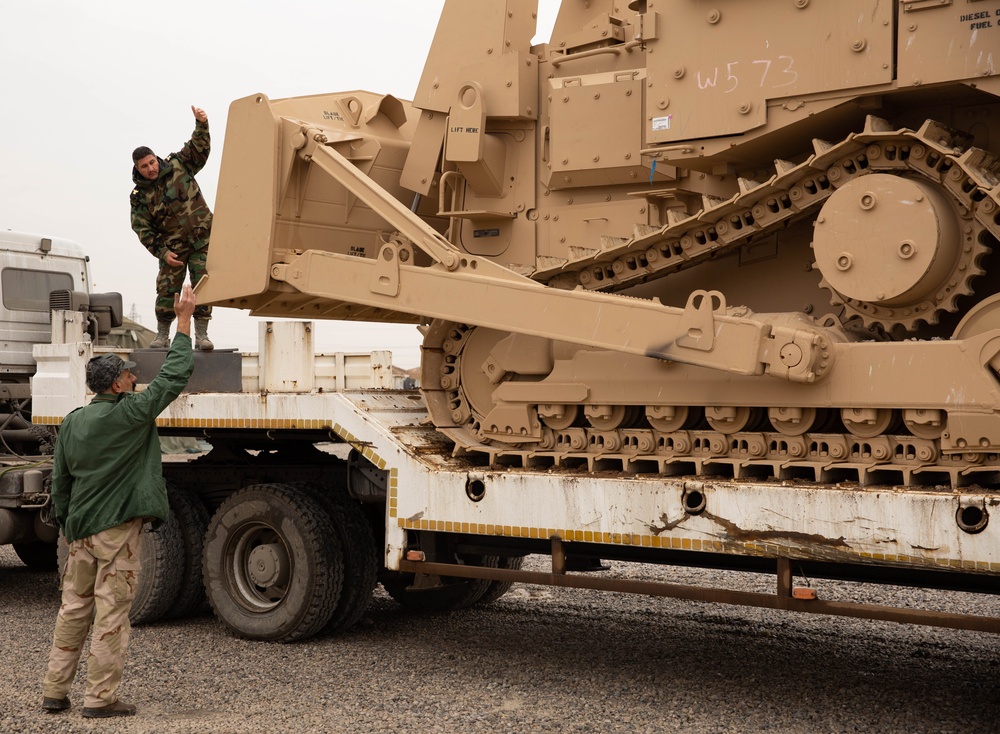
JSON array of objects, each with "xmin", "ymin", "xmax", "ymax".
[
  {"xmin": 130, "ymin": 105, "xmax": 214, "ymax": 351},
  {"xmin": 41, "ymin": 285, "xmax": 197, "ymax": 719}
]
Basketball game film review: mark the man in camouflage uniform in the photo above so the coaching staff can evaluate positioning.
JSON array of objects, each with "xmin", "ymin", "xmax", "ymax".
[
  {"xmin": 130, "ymin": 105, "xmax": 214, "ymax": 350},
  {"xmin": 41, "ymin": 286, "xmax": 196, "ymax": 719}
]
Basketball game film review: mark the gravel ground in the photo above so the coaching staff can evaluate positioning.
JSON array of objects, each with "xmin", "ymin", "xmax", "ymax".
[{"xmin": 2, "ymin": 545, "xmax": 998, "ymax": 734}]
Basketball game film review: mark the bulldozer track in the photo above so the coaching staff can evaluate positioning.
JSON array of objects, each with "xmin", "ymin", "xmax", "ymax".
[
  {"xmin": 438, "ymin": 424, "xmax": 1000, "ymax": 490},
  {"xmin": 422, "ymin": 118, "xmax": 1000, "ymax": 486},
  {"xmin": 540, "ymin": 116, "xmax": 1000, "ymax": 331}
]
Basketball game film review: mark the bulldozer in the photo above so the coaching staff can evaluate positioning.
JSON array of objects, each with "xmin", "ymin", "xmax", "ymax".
[{"xmin": 198, "ymin": 0, "xmax": 1000, "ymax": 491}]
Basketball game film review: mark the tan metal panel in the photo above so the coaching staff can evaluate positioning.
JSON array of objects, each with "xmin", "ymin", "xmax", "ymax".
[
  {"xmin": 645, "ymin": 0, "xmax": 894, "ymax": 143},
  {"xmin": 547, "ymin": 77, "xmax": 647, "ymax": 188},
  {"xmin": 547, "ymin": 199, "xmax": 651, "ymax": 258},
  {"xmin": 413, "ymin": 0, "xmax": 537, "ymax": 115},
  {"xmin": 897, "ymin": 0, "xmax": 1000, "ymax": 86}
]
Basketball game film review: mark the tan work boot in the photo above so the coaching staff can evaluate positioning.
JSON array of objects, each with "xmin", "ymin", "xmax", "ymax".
[
  {"xmin": 195, "ymin": 318, "xmax": 214, "ymax": 351},
  {"xmin": 149, "ymin": 320, "xmax": 172, "ymax": 349}
]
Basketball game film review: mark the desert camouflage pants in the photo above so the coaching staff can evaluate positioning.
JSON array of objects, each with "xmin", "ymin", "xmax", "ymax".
[
  {"xmin": 155, "ymin": 238, "xmax": 212, "ymax": 322},
  {"xmin": 42, "ymin": 519, "xmax": 142, "ymax": 708}
]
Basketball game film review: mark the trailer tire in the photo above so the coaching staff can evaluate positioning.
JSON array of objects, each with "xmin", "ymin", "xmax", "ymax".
[
  {"xmin": 130, "ymin": 514, "xmax": 185, "ymax": 625},
  {"xmin": 203, "ymin": 483, "xmax": 344, "ymax": 642},
  {"xmin": 381, "ymin": 555, "xmax": 498, "ymax": 612},
  {"xmin": 292, "ymin": 482, "xmax": 379, "ymax": 634},
  {"xmin": 161, "ymin": 482, "xmax": 211, "ymax": 620},
  {"xmin": 13, "ymin": 541, "xmax": 57, "ymax": 571},
  {"xmin": 476, "ymin": 555, "xmax": 525, "ymax": 605}
]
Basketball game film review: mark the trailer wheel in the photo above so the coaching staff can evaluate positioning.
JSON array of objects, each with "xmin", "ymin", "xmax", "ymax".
[
  {"xmin": 130, "ymin": 514, "xmax": 185, "ymax": 625},
  {"xmin": 325, "ymin": 501, "xmax": 378, "ymax": 632},
  {"xmin": 292, "ymin": 482, "xmax": 379, "ymax": 634},
  {"xmin": 381, "ymin": 555, "xmax": 498, "ymax": 612},
  {"xmin": 203, "ymin": 484, "xmax": 344, "ymax": 642},
  {"xmin": 476, "ymin": 555, "xmax": 525, "ymax": 605},
  {"xmin": 13, "ymin": 541, "xmax": 57, "ymax": 571},
  {"xmin": 161, "ymin": 482, "xmax": 211, "ymax": 620}
]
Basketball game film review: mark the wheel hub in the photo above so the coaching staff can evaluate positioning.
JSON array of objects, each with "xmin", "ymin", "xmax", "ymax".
[{"xmin": 247, "ymin": 543, "xmax": 289, "ymax": 588}]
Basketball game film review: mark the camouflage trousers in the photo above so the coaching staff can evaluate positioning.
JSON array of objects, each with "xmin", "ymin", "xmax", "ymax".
[
  {"xmin": 42, "ymin": 519, "xmax": 143, "ymax": 708},
  {"xmin": 155, "ymin": 238, "xmax": 212, "ymax": 322}
]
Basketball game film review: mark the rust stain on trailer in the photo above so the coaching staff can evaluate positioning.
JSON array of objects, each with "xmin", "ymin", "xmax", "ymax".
[
  {"xmin": 703, "ymin": 511, "xmax": 850, "ymax": 550},
  {"xmin": 648, "ymin": 512, "xmax": 689, "ymax": 535}
]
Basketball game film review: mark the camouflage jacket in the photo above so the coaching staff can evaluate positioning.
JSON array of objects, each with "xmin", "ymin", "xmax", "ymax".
[
  {"xmin": 130, "ymin": 120, "xmax": 213, "ymax": 259},
  {"xmin": 51, "ymin": 334, "xmax": 194, "ymax": 542}
]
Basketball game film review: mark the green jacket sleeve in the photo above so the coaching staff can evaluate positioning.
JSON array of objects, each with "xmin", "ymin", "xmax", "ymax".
[
  {"xmin": 175, "ymin": 120, "xmax": 210, "ymax": 176},
  {"xmin": 119, "ymin": 333, "xmax": 195, "ymax": 424}
]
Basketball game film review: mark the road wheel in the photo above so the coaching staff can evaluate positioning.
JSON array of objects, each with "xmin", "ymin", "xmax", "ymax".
[
  {"xmin": 381, "ymin": 554, "xmax": 498, "ymax": 612},
  {"xmin": 203, "ymin": 483, "xmax": 344, "ymax": 642},
  {"xmin": 476, "ymin": 555, "xmax": 525, "ymax": 605},
  {"xmin": 130, "ymin": 514, "xmax": 185, "ymax": 625},
  {"xmin": 13, "ymin": 541, "xmax": 57, "ymax": 571},
  {"xmin": 161, "ymin": 482, "xmax": 211, "ymax": 620}
]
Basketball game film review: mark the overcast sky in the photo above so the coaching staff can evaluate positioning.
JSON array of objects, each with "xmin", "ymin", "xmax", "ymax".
[{"xmin": 0, "ymin": 1, "xmax": 559, "ymax": 369}]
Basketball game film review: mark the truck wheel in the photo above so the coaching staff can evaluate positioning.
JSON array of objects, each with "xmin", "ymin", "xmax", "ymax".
[
  {"xmin": 161, "ymin": 482, "xmax": 211, "ymax": 620},
  {"xmin": 381, "ymin": 555, "xmax": 498, "ymax": 612},
  {"xmin": 476, "ymin": 555, "xmax": 525, "ymax": 605},
  {"xmin": 290, "ymin": 481, "xmax": 379, "ymax": 634},
  {"xmin": 324, "ymin": 501, "xmax": 378, "ymax": 633},
  {"xmin": 297, "ymin": 480, "xmax": 380, "ymax": 635},
  {"xmin": 13, "ymin": 541, "xmax": 57, "ymax": 571},
  {"xmin": 130, "ymin": 515, "xmax": 185, "ymax": 625},
  {"xmin": 203, "ymin": 483, "xmax": 344, "ymax": 642}
]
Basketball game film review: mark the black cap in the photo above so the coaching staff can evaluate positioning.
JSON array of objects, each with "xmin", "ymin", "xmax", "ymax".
[{"xmin": 86, "ymin": 353, "xmax": 137, "ymax": 393}]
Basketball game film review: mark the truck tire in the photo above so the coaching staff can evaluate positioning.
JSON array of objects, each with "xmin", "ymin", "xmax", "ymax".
[
  {"xmin": 381, "ymin": 554, "xmax": 498, "ymax": 612},
  {"xmin": 161, "ymin": 482, "xmax": 211, "ymax": 620},
  {"xmin": 130, "ymin": 516, "xmax": 185, "ymax": 625},
  {"xmin": 202, "ymin": 483, "xmax": 344, "ymax": 642},
  {"xmin": 13, "ymin": 541, "xmax": 57, "ymax": 571},
  {"xmin": 476, "ymin": 555, "xmax": 525, "ymax": 605},
  {"xmin": 57, "ymin": 520, "xmax": 185, "ymax": 626},
  {"xmin": 292, "ymin": 482, "xmax": 379, "ymax": 634}
]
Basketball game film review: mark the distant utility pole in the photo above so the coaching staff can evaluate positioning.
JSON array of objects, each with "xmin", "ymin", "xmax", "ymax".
[{"xmin": 127, "ymin": 303, "xmax": 142, "ymax": 325}]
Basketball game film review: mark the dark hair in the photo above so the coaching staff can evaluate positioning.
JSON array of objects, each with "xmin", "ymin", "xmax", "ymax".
[{"xmin": 132, "ymin": 146, "xmax": 155, "ymax": 163}]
